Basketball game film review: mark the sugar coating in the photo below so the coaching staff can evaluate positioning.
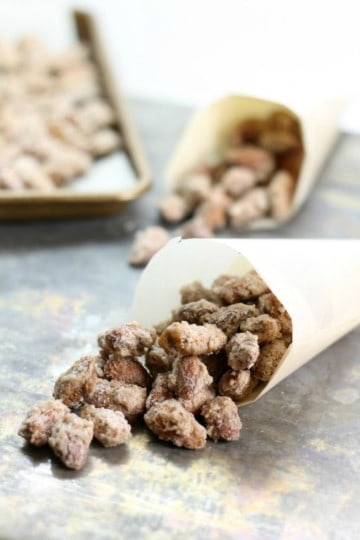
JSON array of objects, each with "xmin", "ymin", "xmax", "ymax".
[
  {"xmin": 145, "ymin": 338, "xmax": 174, "ymax": 377},
  {"xmin": 144, "ymin": 399, "xmax": 207, "ymax": 450},
  {"xmin": 104, "ymin": 354, "xmax": 152, "ymax": 388},
  {"xmin": 219, "ymin": 369, "xmax": 258, "ymax": 402},
  {"xmin": 208, "ymin": 302, "xmax": 259, "ymax": 337},
  {"xmin": 146, "ymin": 372, "xmax": 173, "ymax": 410},
  {"xmin": 81, "ymin": 404, "xmax": 131, "ymax": 447},
  {"xmin": 172, "ymin": 299, "xmax": 219, "ymax": 325},
  {"xmin": 212, "ymin": 271, "xmax": 269, "ymax": 304},
  {"xmin": 94, "ymin": 355, "xmax": 106, "ymax": 378},
  {"xmin": 98, "ymin": 322, "xmax": 156, "ymax": 358},
  {"xmin": 48, "ymin": 412, "xmax": 93, "ymax": 470},
  {"xmin": 0, "ymin": 37, "xmax": 121, "ymax": 194},
  {"xmin": 18, "ymin": 399, "xmax": 68, "ymax": 446},
  {"xmin": 252, "ymin": 339, "xmax": 288, "ymax": 381},
  {"xmin": 53, "ymin": 356, "xmax": 97, "ymax": 407},
  {"xmin": 240, "ymin": 314, "xmax": 281, "ymax": 343},
  {"xmin": 201, "ymin": 396, "xmax": 242, "ymax": 442},
  {"xmin": 180, "ymin": 281, "xmax": 221, "ymax": 305},
  {"xmin": 159, "ymin": 321, "xmax": 227, "ymax": 356},
  {"xmin": 168, "ymin": 356, "xmax": 215, "ymax": 413},
  {"xmin": 226, "ymin": 331, "xmax": 260, "ymax": 370},
  {"xmin": 257, "ymin": 292, "xmax": 292, "ymax": 335},
  {"xmin": 86, "ymin": 379, "xmax": 147, "ymax": 420}
]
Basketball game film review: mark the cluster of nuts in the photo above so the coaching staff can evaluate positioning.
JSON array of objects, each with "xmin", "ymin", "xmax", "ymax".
[
  {"xmin": 159, "ymin": 110, "xmax": 304, "ymax": 235},
  {"xmin": 0, "ymin": 36, "xmax": 121, "ymax": 190},
  {"xmin": 19, "ymin": 270, "xmax": 292, "ymax": 469},
  {"xmin": 129, "ymin": 110, "xmax": 304, "ymax": 267}
]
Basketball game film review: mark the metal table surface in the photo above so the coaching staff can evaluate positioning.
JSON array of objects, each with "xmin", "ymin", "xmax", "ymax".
[{"xmin": 0, "ymin": 99, "xmax": 359, "ymax": 540}]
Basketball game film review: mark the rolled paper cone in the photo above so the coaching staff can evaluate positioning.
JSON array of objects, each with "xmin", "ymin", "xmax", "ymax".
[
  {"xmin": 165, "ymin": 94, "xmax": 346, "ymax": 229},
  {"xmin": 132, "ymin": 238, "xmax": 360, "ymax": 405}
]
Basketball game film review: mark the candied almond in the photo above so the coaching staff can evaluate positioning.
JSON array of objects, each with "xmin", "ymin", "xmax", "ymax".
[
  {"xmin": 257, "ymin": 292, "xmax": 292, "ymax": 336},
  {"xmin": 168, "ymin": 356, "xmax": 215, "ymax": 413},
  {"xmin": 221, "ymin": 166, "xmax": 257, "ymax": 198},
  {"xmin": 208, "ymin": 302, "xmax": 259, "ymax": 337},
  {"xmin": 219, "ymin": 369, "xmax": 258, "ymax": 402},
  {"xmin": 144, "ymin": 399, "xmax": 206, "ymax": 450},
  {"xmin": 240, "ymin": 314, "xmax": 281, "ymax": 343},
  {"xmin": 227, "ymin": 187, "xmax": 269, "ymax": 230},
  {"xmin": 18, "ymin": 399, "xmax": 68, "ymax": 446},
  {"xmin": 159, "ymin": 321, "xmax": 227, "ymax": 356},
  {"xmin": 98, "ymin": 322, "xmax": 156, "ymax": 358},
  {"xmin": 81, "ymin": 404, "xmax": 131, "ymax": 447},
  {"xmin": 53, "ymin": 355, "xmax": 97, "ymax": 407},
  {"xmin": 86, "ymin": 379, "xmax": 147, "ymax": 420},
  {"xmin": 145, "ymin": 338, "xmax": 175, "ymax": 377},
  {"xmin": 212, "ymin": 271, "xmax": 269, "ymax": 304},
  {"xmin": 176, "ymin": 172, "xmax": 212, "ymax": 206},
  {"xmin": 104, "ymin": 354, "xmax": 152, "ymax": 388},
  {"xmin": 146, "ymin": 372, "xmax": 173, "ymax": 410},
  {"xmin": 158, "ymin": 193, "xmax": 190, "ymax": 224},
  {"xmin": 48, "ymin": 412, "xmax": 93, "ymax": 470},
  {"xmin": 129, "ymin": 226, "xmax": 170, "ymax": 267},
  {"xmin": 201, "ymin": 396, "xmax": 242, "ymax": 442},
  {"xmin": 172, "ymin": 298, "xmax": 219, "ymax": 325},
  {"xmin": 224, "ymin": 145, "xmax": 275, "ymax": 182},
  {"xmin": 252, "ymin": 339, "xmax": 288, "ymax": 381},
  {"xmin": 180, "ymin": 281, "xmax": 221, "ymax": 305},
  {"xmin": 226, "ymin": 331, "xmax": 259, "ymax": 371}
]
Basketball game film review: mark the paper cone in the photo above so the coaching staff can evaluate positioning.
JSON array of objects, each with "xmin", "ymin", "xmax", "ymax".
[
  {"xmin": 166, "ymin": 95, "xmax": 346, "ymax": 229},
  {"xmin": 132, "ymin": 238, "xmax": 360, "ymax": 405}
]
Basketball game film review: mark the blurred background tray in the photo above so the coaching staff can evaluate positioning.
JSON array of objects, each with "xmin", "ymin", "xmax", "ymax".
[{"xmin": 0, "ymin": 10, "xmax": 151, "ymax": 220}]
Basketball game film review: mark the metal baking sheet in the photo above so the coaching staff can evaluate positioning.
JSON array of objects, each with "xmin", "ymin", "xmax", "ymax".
[{"xmin": 0, "ymin": 10, "xmax": 151, "ymax": 220}]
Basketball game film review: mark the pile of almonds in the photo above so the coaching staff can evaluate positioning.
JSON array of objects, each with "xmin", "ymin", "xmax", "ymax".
[
  {"xmin": 161, "ymin": 110, "xmax": 304, "ymax": 233},
  {"xmin": 0, "ymin": 36, "xmax": 121, "ymax": 190},
  {"xmin": 19, "ymin": 270, "xmax": 292, "ymax": 470},
  {"xmin": 129, "ymin": 110, "xmax": 304, "ymax": 267}
]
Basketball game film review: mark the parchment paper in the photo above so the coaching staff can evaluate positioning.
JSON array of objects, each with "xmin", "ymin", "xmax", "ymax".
[
  {"xmin": 166, "ymin": 95, "xmax": 346, "ymax": 229},
  {"xmin": 132, "ymin": 238, "xmax": 360, "ymax": 405}
]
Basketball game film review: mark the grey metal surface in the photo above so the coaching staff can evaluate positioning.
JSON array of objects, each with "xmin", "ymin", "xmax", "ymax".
[{"xmin": 0, "ymin": 99, "xmax": 359, "ymax": 540}]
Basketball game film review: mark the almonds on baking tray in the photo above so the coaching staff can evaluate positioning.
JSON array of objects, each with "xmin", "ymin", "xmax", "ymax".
[{"xmin": 0, "ymin": 37, "xmax": 121, "ymax": 191}]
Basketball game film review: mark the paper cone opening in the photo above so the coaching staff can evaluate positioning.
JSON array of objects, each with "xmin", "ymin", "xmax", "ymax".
[
  {"xmin": 132, "ymin": 238, "xmax": 360, "ymax": 405},
  {"xmin": 165, "ymin": 94, "xmax": 346, "ymax": 229}
]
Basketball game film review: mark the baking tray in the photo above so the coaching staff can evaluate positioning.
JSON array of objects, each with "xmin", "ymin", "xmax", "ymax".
[{"xmin": 0, "ymin": 10, "xmax": 152, "ymax": 220}]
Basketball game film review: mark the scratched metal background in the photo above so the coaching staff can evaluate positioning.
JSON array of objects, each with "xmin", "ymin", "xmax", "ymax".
[{"xmin": 0, "ymin": 100, "xmax": 359, "ymax": 540}]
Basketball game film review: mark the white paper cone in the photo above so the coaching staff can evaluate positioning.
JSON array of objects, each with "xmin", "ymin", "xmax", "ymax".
[
  {"xmin": 132, "ymin": 238, "xmax": 360, "ymax": 404},
  {"xmin": 166, "ymin": 95, "xmax": 346, "ymax": 229}
]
